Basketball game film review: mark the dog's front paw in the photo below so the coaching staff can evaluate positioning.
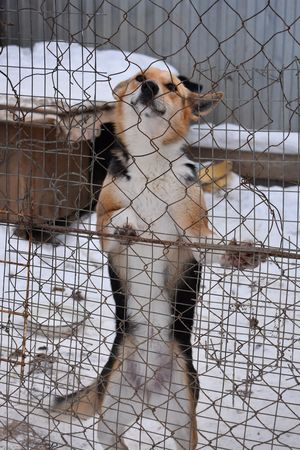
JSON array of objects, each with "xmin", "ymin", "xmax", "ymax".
[
  {"xmin": 221, "ymin": 239, "xmax": 268, "ymax": 269},
  {"xmin": 114, "ymin": 224, "xmax": 137, "ymax": 244}
]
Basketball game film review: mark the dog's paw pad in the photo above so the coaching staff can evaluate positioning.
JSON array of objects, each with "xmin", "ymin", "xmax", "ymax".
[{"xmin": 114, "ymin": 224, "xmax": 137, "ymax": 243}]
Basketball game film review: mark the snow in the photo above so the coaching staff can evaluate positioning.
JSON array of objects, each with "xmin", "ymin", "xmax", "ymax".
[
  {"xmin": 188, "ymin": 122, "xmax": 300, "ymax": 155},
  {"xmin": 0, "ymin": 173, "xmax": 299, "ymax": 450},
  {"xmin": 0, "ymin": 42, "xmax": 299, "ymax": 449}
]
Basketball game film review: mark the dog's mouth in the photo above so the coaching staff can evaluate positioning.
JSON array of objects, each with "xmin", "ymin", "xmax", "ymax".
[{"xmin": 131, "ymin": 95, "xmax": 166, "ymax": 116}]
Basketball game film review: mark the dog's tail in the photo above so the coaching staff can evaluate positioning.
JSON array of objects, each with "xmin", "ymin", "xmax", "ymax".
[{"xmin": 52, "ymin": 380, "xmax": 99, "ymax": 420}]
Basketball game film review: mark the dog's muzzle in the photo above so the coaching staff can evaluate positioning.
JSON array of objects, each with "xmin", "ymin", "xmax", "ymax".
[{"xmin": 131, "ymin": 80, "xmax": 166, "ymax": 115}]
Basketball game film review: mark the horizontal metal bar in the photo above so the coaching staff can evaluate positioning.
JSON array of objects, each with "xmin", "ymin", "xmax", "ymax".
[
  {"xmin": 0, "ymin": 307, "xmax": 26, "ymax": 316},
  {"xmin": 0, "ymin": 258, "xmax": 28, "ymax": 267},
  {"xmin": 0, "ymin": 218, "xmax": 298, "ymax": 260},
  {"xmin": 40, "ymin": 223, "xmax": 300, "ymax": 261}
]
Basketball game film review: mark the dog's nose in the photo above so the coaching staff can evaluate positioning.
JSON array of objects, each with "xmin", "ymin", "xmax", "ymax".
[{"xmin": 141, "ymin": 80, "xmax": 159, "ymax": 100}]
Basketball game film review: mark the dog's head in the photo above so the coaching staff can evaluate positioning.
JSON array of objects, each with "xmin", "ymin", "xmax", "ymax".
[{"xmin": 113, "ymin": 67, "xmax": 223, "ymax": 145}]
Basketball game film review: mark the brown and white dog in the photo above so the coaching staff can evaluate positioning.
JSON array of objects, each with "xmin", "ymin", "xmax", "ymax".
[{"xmin": 54, "ymin": 68, "xmax": 259, "ymax": 449}]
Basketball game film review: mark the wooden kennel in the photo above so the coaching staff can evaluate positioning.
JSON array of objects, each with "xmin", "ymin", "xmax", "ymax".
[{"xmin": 0, "ymin": 96, "xmax": 114, "ymax": 234}]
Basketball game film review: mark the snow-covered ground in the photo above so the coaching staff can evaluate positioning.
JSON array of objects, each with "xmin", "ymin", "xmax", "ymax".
[{"xmin": 0, "ymin": 172, "xmax": 299, "ymax": 450}]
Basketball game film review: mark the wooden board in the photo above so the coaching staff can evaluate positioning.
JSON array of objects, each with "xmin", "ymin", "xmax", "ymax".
[{"xmin": 188, "ymin": 146, "xmax": 300, "ymax": 185}]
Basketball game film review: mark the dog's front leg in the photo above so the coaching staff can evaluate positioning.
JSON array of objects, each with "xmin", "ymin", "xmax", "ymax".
[
  {"xmin": 96, "ymin": 176, "xmax": 138, "ymax": 254},
  {"xmin": 168, "ymin": 184, "xmax": 219, "ymax": 265},
  {"xmin": 169, "ymin": 184, "xmax": 267, "ymax": 270},
  {"xmin": 97, "ymin": 206, "xmax": 138, "ymax": 254}
]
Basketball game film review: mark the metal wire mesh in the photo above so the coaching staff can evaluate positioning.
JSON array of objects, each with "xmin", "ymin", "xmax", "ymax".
[{"xmin": 0, "ymin": 1, "xmax": 299, "ymax": 449}]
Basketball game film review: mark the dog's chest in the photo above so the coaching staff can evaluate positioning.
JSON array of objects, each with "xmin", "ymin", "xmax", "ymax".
[{"xmin": 116, "ymin": 159, "xmax": 190, "ymax": 227}]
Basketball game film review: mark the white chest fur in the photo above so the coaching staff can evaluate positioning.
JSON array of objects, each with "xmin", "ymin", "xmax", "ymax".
[{"xmin": 113, "ymin": 149, "xmax": 194, "ymax": 237}]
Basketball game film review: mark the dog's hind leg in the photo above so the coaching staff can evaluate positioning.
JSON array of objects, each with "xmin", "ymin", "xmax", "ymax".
[
  {"xmin": 97, "ymin": 345, "xmax": 144, "ymax": 450},
  {"xmin": 149, "ymin": 344, "xmax": 199, "ymax": 450},
  {"xmin": 170, "ymin": 258, "xmax": 199, "ymax": 450},
  {"xmin": 98, "ymin": 402, "xmax": 132, "ymax": 450},
  {"xmin": 156, "ymin": 380, "xmax": 198, "ymax": 450},
  {"xmin": 165, "ymin": 374, "xmax": 198, "ymax": 450},
  {"xmin": 98, "ymin": 371, "xmax": 139, "ymax": 449}
]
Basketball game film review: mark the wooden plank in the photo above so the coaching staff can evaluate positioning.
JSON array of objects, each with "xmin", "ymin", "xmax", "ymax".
[{"xmin": 188, "ymin": 146, "xmax": 300, "ymax": 185}]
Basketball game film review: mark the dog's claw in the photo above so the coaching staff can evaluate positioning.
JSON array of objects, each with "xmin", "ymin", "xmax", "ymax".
[
  {"xmin": 114, "ymin": 224, "xmax": 137, "ymax": 243},
  {"xmin": 221, "ymin": 239, "xmax": 268, "ymax": 269}
]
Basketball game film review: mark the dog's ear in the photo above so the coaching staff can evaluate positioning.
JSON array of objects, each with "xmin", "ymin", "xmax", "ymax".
[
  {"xmin": 112, "ymin": 80, "xmax": 128, "ymax": 100},
  {"xmin": 178, "ymin": 75, "xmax": 203, "ymax": 93},
  {"xmin": 189, "ymin": 91, "xmax": 224, "ymax": 121}
]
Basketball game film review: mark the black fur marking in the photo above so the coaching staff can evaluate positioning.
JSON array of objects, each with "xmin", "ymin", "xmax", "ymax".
[
  {"xmin": 178, "ymin": 75, "xmax": 203, "ymax": 93},
  {"xmin": 109, "ymin": 149, "xmax": 131, "ymax": 180},
  {"xmin": 171, "ymin": 258, "xmax": 201, "ymax": 401},
  {"xmin": 93, "ymin": 122, "xmax": 130, "ymax": 197},
  {"xmin": 97, "ymin": 263, "xmax": 130, "ymax": 397},
  {"xmin": 108, "ymin": 263, "xmax": 129, "ymax": 334},
  {"xmin": 93, "ymin": 123, "xmax": 116, "ymax": 171},
  {"xmin": 94, "ymin": 125, "xmax": 130, "ymax": 180},
  {"xmin": 92, "ymin": 122, "xmax": 116, "ymax": 202},
  {"xmin": 184, "ymin": 162, "xmax": 198, "ymax": 183}
]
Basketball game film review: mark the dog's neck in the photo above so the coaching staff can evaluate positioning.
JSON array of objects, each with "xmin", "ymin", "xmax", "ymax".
[{"xmin": 118, "ymin": 125, "xmax": 187, "ymax": 167}]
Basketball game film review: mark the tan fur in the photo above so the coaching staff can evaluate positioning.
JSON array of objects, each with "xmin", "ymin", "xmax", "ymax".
[
  {"xmin": 54, "ymin": 380, "xmax": 99, "ymax": 419},
  {"xmin": 55, "ymin": 347, "xmax": 123, "ymax": 420},
  {"xmin": 96, "ymin": 174, "xmax": 129, "ymax": 252},
  {"xmin": 169, "ymin": 183, "xmax": 213, "ymax": 238}
]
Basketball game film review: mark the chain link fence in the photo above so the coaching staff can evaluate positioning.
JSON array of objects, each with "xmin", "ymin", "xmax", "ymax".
[{"xmin": 0, "ymin": 1, "xmax": 299, "ymax": 449}]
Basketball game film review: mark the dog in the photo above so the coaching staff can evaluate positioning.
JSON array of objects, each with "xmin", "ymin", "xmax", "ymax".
[{"xmin": 54, "ymin": 68, "xmax": 262, "ymax": 449}]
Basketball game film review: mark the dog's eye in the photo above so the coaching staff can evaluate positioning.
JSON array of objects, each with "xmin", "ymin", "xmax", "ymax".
[
  {"xmin": 166, "ymin": 82, "xmax": 177, "ymax": 92},
  {"xmin": 135, "ymin": 74, "xmax": 146, "ymax": 83}
]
